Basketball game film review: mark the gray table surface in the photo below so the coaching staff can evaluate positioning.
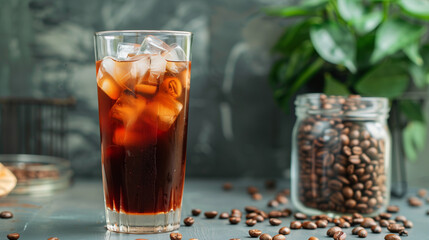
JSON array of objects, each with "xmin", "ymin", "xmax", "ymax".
[{"xmin": 1, "ymin": 179, "xmax": 428, "ymax": 240}]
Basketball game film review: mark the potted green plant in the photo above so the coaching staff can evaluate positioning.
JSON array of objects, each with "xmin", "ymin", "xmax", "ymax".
[{"xmin": 266, "ymin": 0, "xmax": 428, "ymax": 163}]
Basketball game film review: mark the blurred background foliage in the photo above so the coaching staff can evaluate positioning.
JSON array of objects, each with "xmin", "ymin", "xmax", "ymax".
[{"xmin": 266, "ymin": 0, "xmax": 429, "ymax": 161}]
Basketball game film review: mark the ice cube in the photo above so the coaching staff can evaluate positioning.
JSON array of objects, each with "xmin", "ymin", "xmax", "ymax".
[
  {"xmin": 147, "ymin": 54, "xmax": 167, "ymax": 85},
  {"xmin": 112, "ymin": 126, "xmax": 156, "ymax": 147},
  {"xmin": 138, "ymin": 35, "xmax": 170, "ymax": 55},
  {"xmin": 165, "ymin": 45, "xmax": 187, "ymax": 74},
  {"xmin": 143, "ymin": 93, "xmax": 183, "ymax": 131},
  {"xmin": 97, "ymin": 66, "xmax": 123, "ymax": 100},
  {"xmin": 110, "ymin": 91, "xmax": 147, "ymax": 128},
  {"xmin": 117, "ymin": 42, "xmax": 141, "ymax": 60},
  {"xmin": 129, "ymin": 54, "xmax": 150, "ymax": 85},
  {"xmin": 160, "ymin": 77, "xmax": 182, "ymax": 99},
  {"xmin": 135, "ymin": 84, "xmax": 158, "ymax": 97}
]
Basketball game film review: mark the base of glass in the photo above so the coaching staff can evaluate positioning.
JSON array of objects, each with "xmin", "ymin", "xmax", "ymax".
[{"xmin": 105, "ymin": 208, "xmax": 181, "ymax": 234}]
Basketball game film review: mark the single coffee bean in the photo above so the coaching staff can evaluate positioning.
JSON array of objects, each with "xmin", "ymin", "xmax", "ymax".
[
  {"xmin": 170, "ymin": 233, "xmax": 182, "ymax": 240},
  {"xmin": 259, "ymin": 233, "xmax": 272, "ymax": 240},
  {"xmin": 290, "ymin": 221, "xmax": 302, "ymax": 229},
  {"xmin": 294, "ymin": 212, "xmax": 307, "ymax": 220},
  {"xmin": 252, "ymin": 193, "xmax": 263, "ymax": 201},
  {"xmin": 403, "ymin": 220, "xmax": 413, "ymax": 228},
  {"xmin": 0, "ymin": 211, "xmax": 13, "ymax": 219},
  {"xmin": 380, "ymin": 219, "xmax": 389, "ymax": 227},
  {"xmin": 272, "ymin": 234, "xmax": 285, "ymax": 240},
  {"xmin": 384, "ymin": 234, "xmax": 401, "ymax": 240},
  {"xmin": 231, "ymin": 209, "xmax": 242, "ymax": 215},
  {"xmin": 257, "ymin": 210, "xmax": 268, "ymax": 219},
  {"xmin": 230, "ymin": 239, "xmax": 240, "ymax": 240},
  {"xmin": 245, "ymin": 206, "xmax": 259, "ymax": 213},
  {"xmin": 223, "ymin": 182, "xmax": 233, "ymax": 190},
  {"xmin": 184, "ymin": 217, "xmax": 194, "ymax": 226},
  {"xmin": 268, "ymin": 200, "xmax": 279, "ymax": 207},
  {"xmin": 358, "ymin": 229, "xmax": 368, "ymax": 238},
  {"xmin": 371, "ymin": 225, "xmax": 382, "ymax": 233},
  {"xmin": 7, "ymin": 233, "xmax": 20, "ymax": 240},
  {"xmin": 361, "ymin": 218, "xmax": 376, "ymax": 228},
  {"xmin": 281, "ymin": 208, "xmax": 292, "ymax": 217},
  {"xmin": 388, "ymin": 220, "xmax": 396, "ymax": 225},
  {"xmin": 248, "ymin": 186, "xmax": 259, "ymax": 194},
  {"xmin": 189, "ymin": 238, "xmax": 198, "ymax": 240},
  {"xmin": 327, "ymin": 226, "xmax": 342, "ymax": 237},
  {"xmin": 333, "ymin": 231, "xmax": 347, "ymax": 240},
  {"xmin": 399, "ymin": 229, "xmax": 408, "ymax": 236},
  {"xmin": 191, "ymin": 209, "xmax": 201, "ymax": 216},
  {"xmin": 379, "ymin": 212, "xmax": 392, "ymax": 219},
  {"xmin": 418, "ymin": 188, "xmax": 427, "ymax": 198},
  {"xmin": 387, "ymin": 223, "xmax": 404, "ymax": 233},
  {"xmin": 338, "ymin": 221, "xmax": 350, "ymax": 228},
  {"xmin": 268, "ymin": 210, "xmax": 282, "ymax": 218},
  {"xmin": 276, "ymin": 195, "xmax": 288, "ymax": 204},
  {"xmin": 386, "ymin": 205, "xmax": 399, "ymax": 213},
  {"xmin": 269, "ymin": 218, "xmax": 282, "ymax": 226},
  {"xmin": 302, "ymin": 221, "xmax": 317, "ymax": 229},
  {"xmin": 246, "ymin": 218, "xmax": 257, "ymax": 226},
  {"xmin": 255, "ymin": 215, "xmax": 264, "ymax": 222},
  {"xmin": 249, "ymin": 229, "xmax": 262, "ymax": 237},
  {"xmin": 308, "ymin": 237, "xmax": 319, "ymax": 240},
  {"xmin": 48, "ymin": 238, "xmax": 59, "ymax": 240},
  {"xmin": 278, "ymin": 226, "xmax": 291, "ymax": 235},
  {"xmin": 394, "ymin": 216, "xmax": 406, "ymax": 223},
  {"xmin": 247, "ymin": 212, "xmax": 258, "ymax": 219},
  {"xmin": 229, "ymin": 217, "xmax": 241, "ymax": 224},
  {"xmin": 408, "ymin": 197, "xmax": 422, "ymax": 207},
  {"xmin": 219, "ymin": 212, "xmax": 229, "ymax": 219},
  {"xmin": 316, "ymin": 219, "xmax": 328, "ymax": 228},
  {"xmin": 352, "ymin": 226, "xmax": 364, "ymax": 234},
  {"xmin": 204, "ymin": 211, "xmax": 218, "ymax": 218}
]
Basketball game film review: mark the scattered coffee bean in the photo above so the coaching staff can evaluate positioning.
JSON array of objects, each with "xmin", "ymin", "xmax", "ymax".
[
  {"xmin": 268, "ymin": 210, "xmax": 282, "ymax": 218},
  {"xmin": 327, "ymin": 226, "xmax": 342, "ymax": 237},
  {"xmin": 358, "ymin": 229, "xmax": 368, "ymax": 238},
  {"xmin": 259, "ymin": 233, "xmax": 272, "ymax": 240},
  {"xmin": 170, "ymin": 233, "xmax": 182, "ymax": 240},
  {"xmin": 361, "ymin": 218, "xmax": 376, "ymax": 228},
  {"xmin": 281, "ymin": 208, "xmax": 292, "ymax": 217},
  {"xmin": 191, "ymin": 209, "xmax": 201, "ymax": 216},
  {"xmin": 399, "ymin": 229, "xmax": 408, "ymax": 236},
  {"xmin": 231, "ymin": 209, "xmax": 242, "ymax": 216},
  {"xmin": 248, "ymin": 186, "xmax": 259, "ymax": 194},
  {"xmin": 394, "ymin": 216, "xmax": 406, "ymax": 223},
  {"xmin": 252, "ymin": 193, "xmax": 263, "ymax": 201},
  {"xmin": 265, "ymin": 180, "xmax": 276, "ymax": 190},
  {"xmin": 257, "ymin": 210, "xmax": 268, "ymax": 219},
  {"xmin": 204, "ymin": 211, "xmax": 218, "ymax": 219},
  {"xmin": 249, "ymin": 229, "xmax": 262, "ymax": 237},
  {"xmin": 302, "ymin": 221, "xmax": 317, "ymax": 229},
  {"xmin": 245, "ymin": 206, "xmax": 259, "ymax": 213},
  {"xmin": 403, "ymin": 220, "xmax": 413, "ymax": 228},
  {"xmin": 352, "ymin": 226, "xmax": 364, "ymax": 235},
  {"xmin": 246, "ymin": 218, "xmax": 257, "ymax": 226},
  {"xmin": 333, "ymin": 231, "xmax": 347, "ymax": 240},
  {"xmin": 379, "ymin": 212, "xmax": 392, "ymax": 219},
  {"xmin": 184, "ymin": 217, "xmax": 194, "ymax": 226},
  {"xmin": 387, "ymin": 223, "xmax": 404, "ymax": 233},
  {"xmin": 294, "ymin": 212, "xmax": 307, "ymax": 220},
  {"xmin": 386, "ymin": 205, "xmax": 399, "ymax": 213},
  {"xmin": 0, "ymin": 211, "xmax": 13, "ymax": 219},
  {"xmin": 308, "ymin": 237, "xmax": 319, "ymax": 240},
  {"xmin": 316, "ymin": 219, "xmax": 328, "ymax": 228},
  {"xmin": 229, "ymin": 238, "xmax": 240, "ymax": 240},
  {"xmin": 290, "ymin": 221, "xmax": 302, "ymax": 229},
  {"xmin": 338, "ymin": 221, "xmax": 350, "ymax": 228},
  {"xmin": 48, "ymin": 238, "xmax": 59, "ymax": 240},
  {"xmin": 380, "ymin": 219, "xmax": 389, "ymax": 227},
  {"xmin": 229, "ymin": 217, "xmax": 241, "ymax": 224},
  {"xmin": 276, "ymin": 195, "xmax": 288, "ymax": 204},
  {"xmin": 427, "ymin": 209, "xmax": 429, "ymax": 215},
  {"xmin": 278, "ymin": 226, "xmax": 290, "ymax": 235},
  {"xmin": 268, "ymin": 200, "xmax": 279, "ymax": 207},
  {"xmin": 219, "ymin": 212, "xmax": 229, "ymax": 219},
  {"xmin": 223, "ymin": 182, "xmax": 233, "ymax": 191},
  {"xmin": 189, "ymin": 238, "xmax": 198, "ymax": 240},
  {"xmin": 272, "ymin": 234, "xmax": 285, "ymax": 240},
  {"xmin": 384, "ymin": 234, "xmax": 401, "ymax": 240},
  {"xmin": 408, "ymin": 197, "xmax": 422, "ymax": 207},
  {"xmin": 269, "ymin": 218, "xmax": 282, "ymax": 226},
  {"xmin": 255, "ymin": 215, "xmax": 264, "ymax": 222},
  {"xmin": 7, "ymin": 233, "xmax": 20, "ymax": 240},
  {"xmin": 418, "ymin": 188, "xmax": 427, "ymax": 198},
  {"xmin": 371, "ymin": 225, "xmax": 382, "ymax": 233}
]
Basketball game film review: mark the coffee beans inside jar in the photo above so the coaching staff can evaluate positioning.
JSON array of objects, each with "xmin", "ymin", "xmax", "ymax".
[{"xmin": 292, "ymin": 94, "xmax": 390, "ymax": 215}]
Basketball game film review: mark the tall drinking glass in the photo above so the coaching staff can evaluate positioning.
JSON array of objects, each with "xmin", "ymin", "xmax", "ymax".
[{"xmin": 94, "ymin": 31, "xmax": 192, "ymax": 233}]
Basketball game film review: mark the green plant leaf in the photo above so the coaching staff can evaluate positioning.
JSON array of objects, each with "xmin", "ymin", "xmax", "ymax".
[
  {"xmin": 398, "ymin": 0, "xmax": 429, "ymax": 20},
  {"xmin": 409, "ymin": 63, "xmax": 428, "ymax": 88},
  {"xmin": 355, "ymin": 61, "xmax": 409, "ymax": 98},
  {"xmin": 337, "ymin": 0, "xmax": 364, "ymax": 21},
  {"xmin": 402, "ymin": 121, "xmax": 427, "ymax": 161},
  {"xmin": 324, "ymin": 74, "xmax": 350, "ymax": 95},
  {"xmin": 310, "ymin": 21, "xmax": 357, "ymax": 73},
  {"xmin": 272, "ymin": 20, "xmax": 312, "ymax": 54},
  {"xmin": 265, "ymin": 0, "xmax": 328, "ymax": 17},
  {"xmin": 353, "ymin": 11, "xmax": 383, "ymax": 35},
  {"xmin": 399, "ymin": 100, "xmax": 425, "ymax": 122},
  {"xmin": 403, "ymin": 41, "xmax": 423, "ymax": 66},
  {"xmin": 370, "ymin": 18, "xmax": 426, "ymax": 64}
]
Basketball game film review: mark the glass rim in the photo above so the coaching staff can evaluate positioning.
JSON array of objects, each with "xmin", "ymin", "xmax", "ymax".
[
  {"xmin": 295, "ymin": 93, "xmax": 388, "ymax": 104},
  {"xmin": 95, "ymin": 30, "xmax": 192, "ymax": 37}
]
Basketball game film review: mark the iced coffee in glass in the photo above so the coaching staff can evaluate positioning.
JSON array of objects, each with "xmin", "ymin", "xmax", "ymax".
[{"xmin": 94, "ymin": 31, "xmax": 192, "ymax": 233}]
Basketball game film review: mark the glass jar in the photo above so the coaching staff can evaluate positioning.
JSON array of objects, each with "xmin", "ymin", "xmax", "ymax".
[{"xmin": 291, "ymin": 94, "xmax": 391, "ymax": 216}]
